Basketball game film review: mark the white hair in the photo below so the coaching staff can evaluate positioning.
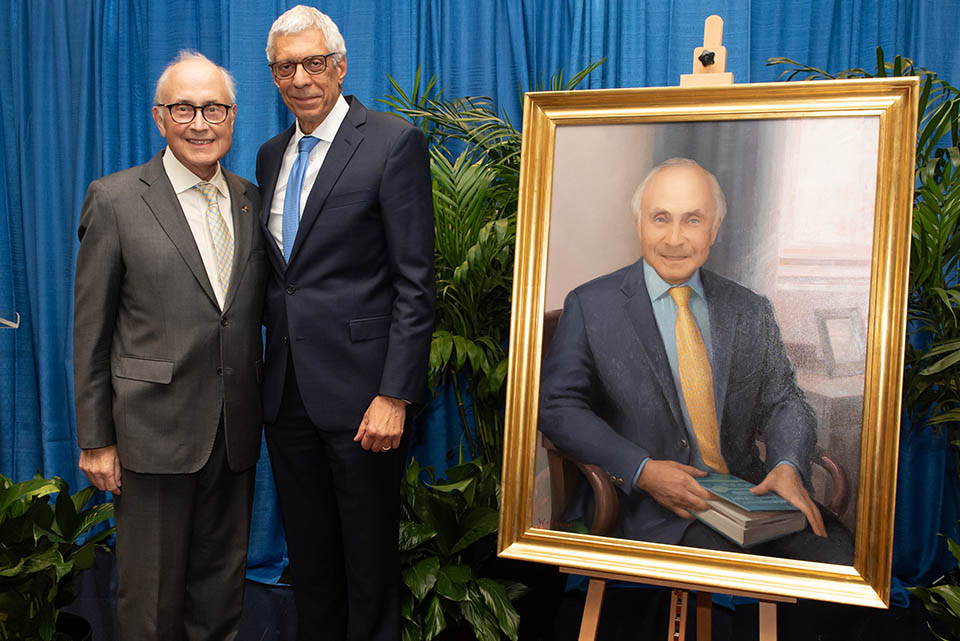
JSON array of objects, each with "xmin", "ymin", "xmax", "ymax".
[
  {"xmin": 153, "ymin": 50, "xmax": 237, "ymax": 106},
  {"xmin": 630, "ymin": 157, "xmax": 727, "ymax": 230},
  {"xmin": 266, "ymin": 5, "xmax": 346, "ymax": 64}
]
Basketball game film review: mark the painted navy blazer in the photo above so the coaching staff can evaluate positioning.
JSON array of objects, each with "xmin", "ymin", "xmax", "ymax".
[{"xmin": 538, "ymin": 259, "xmax": 816, "ymax": 544}]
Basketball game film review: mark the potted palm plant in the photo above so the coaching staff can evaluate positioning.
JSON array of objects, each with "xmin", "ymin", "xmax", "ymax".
[
  {"xmin": 381, "ymin": 63, "xmax": 603, "ymax": 466},
  {"xmin": 0, "ymin": 473, "xmax": 115, "ymax": 641}
]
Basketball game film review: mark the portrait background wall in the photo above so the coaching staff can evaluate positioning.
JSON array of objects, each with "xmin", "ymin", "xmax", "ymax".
[{"xmin": 499, "ymin": 78, "xmax": 918, "ymax": 607}]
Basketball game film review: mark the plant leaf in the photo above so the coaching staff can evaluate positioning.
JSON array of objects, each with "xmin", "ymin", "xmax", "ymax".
[
  {"xmin": 423, "ymin": 594, "xmax": 447, "ymax": 641},
  {"xmin": 402, "ymin": 619, "xmax": 422, "ymax": 641},
  {"xmin": 401, "ymin": 586, "xmax": 415, "ymax": 620},
  {"xmin": 477, "ymin": 578, "xmax": 522, "ymax": 641},
  {"xmin": 0, "ymin": 477, "xmax": 59, "ymax": 517},
  {"xmin": 54, "ymin": 490, "xmax": 79, "ymax": 540},
  {"xmin": 75, "ymin": 502, "xmax": 114, "ymax": 538},
  {"xmin": 459, "ymin": 584, "xmax": 502, "ymax": 641},
  {"xmin": 920, "ymin": 348, "xmax": 960, "ymax": 375},
  {"xmin": 452, "ymin": 507, "xmax": 499, "ymax": 553},
  {"xmin": 402, "ymin": 556, "xmax": 440, "ymax": 603},
  {"xmin": 400, "ymin": 521, "xmax": 439, "ymax": 552},
  {"xmin": 435, "ymin": 564, "xmax": 472, "ymax": 601}
]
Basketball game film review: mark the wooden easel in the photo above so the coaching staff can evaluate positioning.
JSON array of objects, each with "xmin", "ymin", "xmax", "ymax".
[
  {"xmin": 566, "ymin": 16, "xmax": 795, "ymax": 641},
  {"xmin": 564, "ymin": 567, "xmax": 796, "ymax": 641}
]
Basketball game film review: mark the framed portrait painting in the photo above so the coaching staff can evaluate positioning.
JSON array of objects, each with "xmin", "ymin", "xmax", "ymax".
[{"xmin": 498, "ymin": 78, "xmax": 918, "ymax": 608}]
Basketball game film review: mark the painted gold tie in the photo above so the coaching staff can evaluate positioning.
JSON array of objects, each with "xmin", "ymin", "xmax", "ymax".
[
  {"xmin": 669, "ymin": 286, "xmax": 728, "ymax": 474},
  {"xmin": 195, "ymin": 182, "xmax": 234, "ymax": 297}
]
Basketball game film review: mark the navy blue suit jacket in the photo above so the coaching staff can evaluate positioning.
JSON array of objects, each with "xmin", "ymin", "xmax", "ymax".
[
  {"xmin": 539, "ymin": 259, "xmax": 816, "ymax": 544},
  {"xmin": 256, "ymin": 96, "xmax": 435, "ymax": 429}
]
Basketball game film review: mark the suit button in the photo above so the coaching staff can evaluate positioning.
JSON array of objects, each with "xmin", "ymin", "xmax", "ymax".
[
  {"xmin": 680, "ymin": 439, "xmax": 689, "ymax": 449},
  {"xmin": 217, "ymin": 367, "xmax": 223, "ymax": 375},
  {"xmin": 220, "ymin": 317, "xmax": 229, "ymax": 326},
  {"xmin": 286, "ymin": 285, "xmax": 297, "ymax": 294}
]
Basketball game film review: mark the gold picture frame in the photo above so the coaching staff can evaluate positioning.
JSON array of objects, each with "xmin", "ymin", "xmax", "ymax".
[{"xmin": 498, "ymin": 78, "xmax": 918, "ymax": 608}]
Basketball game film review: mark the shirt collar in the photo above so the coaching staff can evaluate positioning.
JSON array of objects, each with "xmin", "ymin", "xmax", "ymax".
[
  {"xmin": 161, "ymin": 147, "xmax": 228, "ymax": 197},
  {"xmin": 293, "ymin": 93, "xmax": 349, "ymax": 145},
  {"xmin": 642, "ymin": 259, "xmax": 705, "ymax": 303}
]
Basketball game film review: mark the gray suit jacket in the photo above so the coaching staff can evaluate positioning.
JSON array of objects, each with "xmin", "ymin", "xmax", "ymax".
[{"xmin": 74, "ymin": 152, "xmax": 267, "ymax": 474}]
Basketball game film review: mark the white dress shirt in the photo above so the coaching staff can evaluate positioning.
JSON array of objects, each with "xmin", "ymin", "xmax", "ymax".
[
  {"xmin": 267, "ymin": 94, "xmax": 350, "ymax": 254},
  {"xmin": 162, "ymin": 147, "xmax": 233, "ymax": 310}
]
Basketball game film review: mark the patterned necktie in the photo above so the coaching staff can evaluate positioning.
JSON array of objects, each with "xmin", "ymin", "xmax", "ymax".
[
  {"xmin": 195, "ymin": 182, "xmax": 234, "ymax": 298},
  {"xmin": 669, "ymin": 286, "xmax": 728, "ymax": 474},
  {"xmin": 282, "ymin": 135, "xmax": 320, "ymax": 262}
]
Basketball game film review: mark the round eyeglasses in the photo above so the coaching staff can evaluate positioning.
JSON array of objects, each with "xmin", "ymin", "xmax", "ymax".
[
  {"xmin": 158, "ymin": 103, "xmax": 233, "ymax": 125},
  {"xmin": 269, "ymin": 53, "xmax": 339, "ymax": 79}
]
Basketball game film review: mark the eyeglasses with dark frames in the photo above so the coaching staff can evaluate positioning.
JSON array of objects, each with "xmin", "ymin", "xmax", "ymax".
[
  {"xmin": 269, "ymin": 53, "xmax": 340, "ymax": 79},
  {"xmin": 157, "ymin": 103, "xmax": 233, "ymax": 125}
]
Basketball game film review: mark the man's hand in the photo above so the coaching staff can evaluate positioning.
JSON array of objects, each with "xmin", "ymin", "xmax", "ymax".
[
  {"xmin": 78, "ymin": 445, "xmax": 122, "ymax": 494},
  {"xmin": 636, "ymin": 460, "xmax": 710, "ymax": 519},
  {"xmin": 751, "ymin": 463, "xmax": 827, "ymax": 537},
  {"xmin": 353, "ymin": 395, "xmax": 406, "ymax": 452}
]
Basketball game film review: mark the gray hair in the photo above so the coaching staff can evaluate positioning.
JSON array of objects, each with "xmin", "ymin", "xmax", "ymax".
[
  {"xmin": 153, "ymin": 50, "xmax": 237, "ymax": 106},
  {"xmin": 266, "ymin": 5, "xmax": 346, "ymax": 65},
  {"xmin": 630, "ymin": 157, "xmax": 727, "ymax": 230}
]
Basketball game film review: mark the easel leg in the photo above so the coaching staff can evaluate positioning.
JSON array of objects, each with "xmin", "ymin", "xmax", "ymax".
[
  {"xmin": 666, "ymin": 589, "xmax": 689, "ymax": 640},
  {"xmin": 578, "ymin": 578, "xmax": 606, "ymax": 641},
  {"xmin": 758, "ymin": 601, "xmax": 777, "ymax": 641},
  {"xmin": 696, "ymin": 591, "xmax": 712, "ymax": 641}
]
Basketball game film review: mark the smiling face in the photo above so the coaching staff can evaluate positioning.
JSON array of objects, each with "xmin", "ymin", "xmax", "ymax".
[
  {"xmin": 152, "ymin": 59, "xmax": 235, "ymax": 181},
  {"xmin": 271, "ymin": 30, "xmax": 346, "ymax": 134},
  {"xmin": 638, "ymin": 164, "xmax": 721, "ymax": 285}
]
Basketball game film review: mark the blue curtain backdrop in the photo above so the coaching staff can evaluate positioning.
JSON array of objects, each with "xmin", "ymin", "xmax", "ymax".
[{"xmin": 2, "ymin": 0, "xmax": 959, "ymax": 603}]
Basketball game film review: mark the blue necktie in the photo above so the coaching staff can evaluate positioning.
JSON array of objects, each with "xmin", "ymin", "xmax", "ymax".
[{"xmin": 282, "ymin": 135, "xmax": 320, "ymax": 262}]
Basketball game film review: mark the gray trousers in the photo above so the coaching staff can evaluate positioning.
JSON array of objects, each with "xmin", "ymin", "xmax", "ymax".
[{"xmin": 114, "ymin": 426, "xmax": 255, "ymax": 641}]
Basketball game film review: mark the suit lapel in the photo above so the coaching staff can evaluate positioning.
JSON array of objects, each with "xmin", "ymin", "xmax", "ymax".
[
  {"xmin": 287, "ymin": 98, "xmax": 365, "ymax": 265},
  {"xmin": 258, "ymin": 126, "xmax": 293, "ymax": 224},
  {"xmin": 702, "ymin": 270, "xmax": 737, "ymax": 427},
  {"xmin": 139, "ymin": 154, "xmax": 218, "ymax": 309},
  {"xmin": 258, "ymin": 127, "xmax": 294, "ymax": 272},
  {"xmin": 620, "ymin": 261, "xmax": 685, "ymax": 431},
  {"xmin": 222, "ymin": 171, "xmax": 252, "ymax": 313}
]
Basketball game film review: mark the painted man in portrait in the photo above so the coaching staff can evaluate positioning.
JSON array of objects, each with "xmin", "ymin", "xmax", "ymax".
[{"xmin": 538, "ymin": 158, "xmax": 853, "ymax": 563}]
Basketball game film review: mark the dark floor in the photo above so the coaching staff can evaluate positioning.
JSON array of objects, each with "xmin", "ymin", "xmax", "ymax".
[{"xmin": 65, "ymin": 549, "xmax": 933, "ymax": 640}]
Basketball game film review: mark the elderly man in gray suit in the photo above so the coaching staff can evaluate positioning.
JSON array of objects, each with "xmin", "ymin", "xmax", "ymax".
[{"xmin": 73, "ymin": 51, "xmax": 267, "ymax": 641}]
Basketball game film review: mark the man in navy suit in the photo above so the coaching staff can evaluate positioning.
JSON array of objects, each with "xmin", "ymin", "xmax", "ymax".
[
  {"xmin": 256, "ymin": 6, "xmax": 434, "ymax": 640},
  {"xmin": 539, "ymin": 158, "xmax": 852, "ymax": 563}
]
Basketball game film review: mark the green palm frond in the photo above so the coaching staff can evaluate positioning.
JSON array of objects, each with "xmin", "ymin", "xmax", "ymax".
[{"xmin": 381, "ymin": 62, "xmax": 603, "ymax": 463}]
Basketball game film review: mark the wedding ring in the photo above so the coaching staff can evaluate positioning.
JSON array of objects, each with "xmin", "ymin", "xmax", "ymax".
[{"xmin": 381, "ymin": 446, "xmax": 391, "ymax": 451}]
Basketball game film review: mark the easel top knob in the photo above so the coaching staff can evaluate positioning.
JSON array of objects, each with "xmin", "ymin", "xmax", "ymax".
[{"xmin": 680, "ymin": 14, "xmax": 734, "ymax": 86}]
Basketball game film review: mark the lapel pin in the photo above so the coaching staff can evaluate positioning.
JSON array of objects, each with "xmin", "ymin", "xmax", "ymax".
[{"xmin": 241, "ymin": 205, "xmax": 249, "ymax": 212}]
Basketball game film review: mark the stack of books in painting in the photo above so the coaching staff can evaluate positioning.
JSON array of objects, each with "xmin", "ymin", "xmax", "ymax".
[{"xmin": 694, "ymin": 474, "xmax": 807, "ymax": 548}]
